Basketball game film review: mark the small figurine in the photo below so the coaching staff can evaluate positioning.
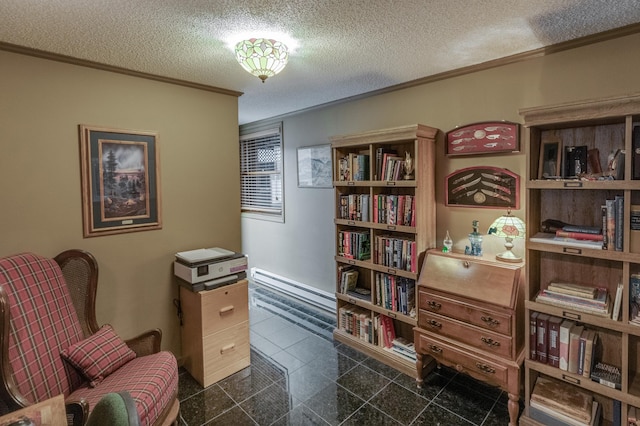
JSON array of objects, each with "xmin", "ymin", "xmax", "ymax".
[
  {"xmin": 403, "ymin": 151, "xmax": 414, "ymax": 179},
  {"xmin": 442, "ymin": 230, "xmax": 453, "ymax": 253}
]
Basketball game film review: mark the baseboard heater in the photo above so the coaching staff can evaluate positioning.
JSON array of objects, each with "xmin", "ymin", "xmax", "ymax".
[{"xmin": 250, "ymin": 267, "xmax": 335, "ymax": 314}]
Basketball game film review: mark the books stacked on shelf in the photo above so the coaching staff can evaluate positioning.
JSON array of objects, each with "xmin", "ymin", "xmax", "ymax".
[
  {"xmin": 602, "ymin": 196, "xmax": 624, "ymax": 251},
  {"xmin": 590, "ymin": 361, "xmax": 622, "ymax": 390},
  {"xmin": 373, "ymin": 235, "xmax": 417, "ymax": 272},
  {"xmin": 630, "ymin": 274, "xmax": 640, "ymax": 326},
  {"xmin": 338, "ymin": 153, "xmax": 369, "ymax": 181},
  {"xmin": 374, "ymin": 273, "xmax": 416, "ymax": 316},
  {"xmin": 373, "ymin": 194, "xmax": 415, "ymax": 227},
  {"xmin": 530, "ymin": 232, "xmax": 604, "ymax": 250},
  {"xmin": 376, "ymin": 314, "xmax": 396, "ymax": 349},
  {"xmin": 535, "ymin": 282, "xmax": 611, "ymax": 318},
  {"xmin": 338, "ymin": 265, "xmax": 372, "ymax": 302},
  {"xmin": 532, "ymin": 312, "xmax": 600, "ymax": 378},
  {"xmin": 338, "ymin": 230, "xmax": 371, "ymax": 260},
  {"xmin": 529, "ymin": 376, "xmax": 599, "ymax": 426},
  {"xmin": 390, "ymin": 337, "xmax": 416, "ymax": 361},
  {"xmin": 339, "ymin": 194, "xmax": 370, "ymax": 222},
  {"xmin": 339, "ymin": 305, "xmax": 375, "ymax": 344}
]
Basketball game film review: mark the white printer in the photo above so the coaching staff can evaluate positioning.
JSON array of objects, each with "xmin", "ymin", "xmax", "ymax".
[{"xmin": 173, "ymin": 247, "xmax": 248, "ymax": 291}]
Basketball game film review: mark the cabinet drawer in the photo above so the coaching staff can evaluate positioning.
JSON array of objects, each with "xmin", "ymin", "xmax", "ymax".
[
  {"xmin": 418, "ymin": 290, "xmax": 511, "ymax": 335},
  {"xmin": 202, "ymin": 321, "xmax": 250, "ymax": 384},
  {"xmin": 419, "ymin": 311, "xmax": 513, "ymax": 359},
  {"xmin": 200, "ymin": 280, "xmax": 249, "ymax": 335},
  {"xmin": 416, "ymin": 332, "xmax": 508, "ymax": 389}
]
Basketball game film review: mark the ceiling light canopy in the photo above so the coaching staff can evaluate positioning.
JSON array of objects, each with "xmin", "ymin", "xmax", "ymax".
[{"xmin": 235, "ymin": 38, "xmax": 289, "ymax": 83}]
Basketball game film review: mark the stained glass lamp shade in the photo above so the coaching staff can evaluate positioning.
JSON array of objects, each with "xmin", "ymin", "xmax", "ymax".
[
  {"xmin": 235, "ymin": 38, "xmax": 289, "ymax": 82},
  {"xmin": 488, "ymin": 210, "xmax": 526, "ymax": 263}
]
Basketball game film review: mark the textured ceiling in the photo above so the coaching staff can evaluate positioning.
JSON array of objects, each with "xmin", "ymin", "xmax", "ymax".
[{"xmin": 2, "ymin": 1, "xmax": 640, "ymax": 124}]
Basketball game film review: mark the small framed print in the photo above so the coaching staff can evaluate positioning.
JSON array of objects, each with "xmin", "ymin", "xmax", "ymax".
[
  {"xmin": 297, "ymin": 144, "xmax": 332, "ymax": 188},
  {"xmin": 538, "ymin": 139, "xmax": 562, "ymax": 179},
  {"xmin": 79, "ymin": 125, "xmax": 162, "ymax": 237}
]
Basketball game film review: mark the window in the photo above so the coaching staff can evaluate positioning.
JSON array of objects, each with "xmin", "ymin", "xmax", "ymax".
[{"xmin": 240, "ymin": 124, "xmax": 283, "ymax": 219}]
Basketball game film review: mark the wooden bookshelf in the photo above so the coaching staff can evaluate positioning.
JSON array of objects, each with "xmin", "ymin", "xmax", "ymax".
[
  {"xmin": 331, "ymin": 124, "xmax": 438, "ymax": 376},
  {"xmin": 520, "ymin": 93, "xmax": 640, "ymax": 425}
]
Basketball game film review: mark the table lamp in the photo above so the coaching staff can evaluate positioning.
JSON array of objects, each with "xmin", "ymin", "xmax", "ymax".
[{"xmin": 488, "ymin": 209, "xmax": 526, "ymax": 263}]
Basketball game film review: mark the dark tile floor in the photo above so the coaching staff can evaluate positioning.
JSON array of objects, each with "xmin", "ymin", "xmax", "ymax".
[{"xmin": 177, "ymin": 283, "xmax": 517, "ymax": 425}]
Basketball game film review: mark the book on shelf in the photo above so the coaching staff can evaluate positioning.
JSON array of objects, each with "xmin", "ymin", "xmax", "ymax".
[
  {"xmin": 340, "ymin": 268, "xmax": 359, "ymax": 293},
  {"xmin": 631, "ymin": 206, "xmax": 640, "ymax": 231},
  {"xmin": 548, "ymin": 316, "xmax": 563, "ymax": 368},
  {"xmin": 536, "ymin": 313, "xmax": 550, "ymax": 364},
  {"xmin": 530, "ymin": 375, "xmax": 593, "ymax": 424},
  {"xmin": 567, "ymin": 324, "xmax": 585, "ymax": 374},
  {"xmin": 581, "ymin": 329, "xmax": 598, "ymax": 378},
  {"xmin": 539, "ymin": 287, "xmax": 608, "ymax": 308},
  {"xmin": 391, "ymin": 337, "xmax": 416, "ymax": 361},
  {"xmin": 577, "ymin": 329, "xmax": 588, "ymax": 375},
  {"xmin": 611, "ymin": 282, "xmax": 623, "ymax": 321},
  {"xmin": 547, "ymin": 282, "xmax": 598, "ymax": 299},
  {"xmin": 559, "ymin": 319, "xmax": 574, "ymax": 371},
  {"xmin": 346, "ymin": 288, "xmax": 371, "ymax": 301},
  {"xmin": 379, "ymin": 314, "xmax": 396, "ymax": 349},
  {"xmin": 562, "ymin": 225, "xmax": 602, "ymax": 235},
  {"xmin": 535, "ymin": 289, "xmax": 611, "ymax": 317},
  {"xmin": 630, "ymin": 274, "xmax": 640, "ymax": 325},
  {"xmin": 530, "ymin": 311, "xmax": 539, "ymax": 361},
  {"xmin": 530, "ymin": 400, "xmax": 600, "ymax": 426},
  {"xmin": 530, "ymin": 232, "xmax": 604, "ymax": 250},
  {"xmin": 615, "ymin": 195, "xmax": 624, "ymax": 251},
  {"xmin": 590, "ymin": 361, "xmax": 622, "ymax": 390},
  {"xmin": 555, "ymin": 230, "xmax": 604, "ymax": 241},
  {"xmin": 375, "ymin": 148, "xmax": 397, "ymax": 181}
]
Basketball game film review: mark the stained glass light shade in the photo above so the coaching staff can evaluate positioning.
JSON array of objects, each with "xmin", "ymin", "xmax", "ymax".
[
  {"xmin": 235, "ymin": 38, "xmax": 289, "ymax": 82},
  {"xmin": 488, "ymin": 210, "xmax": 526, "ymax": 263}
]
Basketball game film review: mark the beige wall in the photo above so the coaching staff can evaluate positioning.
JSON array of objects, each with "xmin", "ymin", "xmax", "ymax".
[
  {"xmin": 242, "ymin": 32, "xmax": 640, "ymax": 296},
  {"xmin": 0, "ymin": 51, "xmax": 241, "ymax": 356}
]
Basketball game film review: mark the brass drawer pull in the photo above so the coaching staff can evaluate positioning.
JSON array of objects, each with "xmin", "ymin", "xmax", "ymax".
[
  {"xmin": 481, "ymin": 337, "xmax": 500, "ymax": 347},
  {"xmin": 475, "ymin": 363, "xmax": 495, "ymax": 374},
  {"xmin": 427, "ymin": 319, "xmax": 442, "ymax": 328},
  {"xmin": 427, "ymin": 301, "xmax": 442, "ymax": 311},
  {"xmin": 481, "ymin": 316, "xmax": 500, "ymax": 327},
  {"xmin": 429, "ymin": 345, "xmax": 442, "ymax": 354}
]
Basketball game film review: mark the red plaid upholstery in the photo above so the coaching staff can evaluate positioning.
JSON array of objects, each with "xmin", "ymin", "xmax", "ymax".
[
  {"xmin": 68, "ymin": 351, "xmax": 178, "ymax": 426},
  {"xmin": 0, "ymin": 253, "xmax": 85, "ymax": 403},
  {"xmin": 61, "ymin": 325, "xmax": 136, "ymax": 387}
]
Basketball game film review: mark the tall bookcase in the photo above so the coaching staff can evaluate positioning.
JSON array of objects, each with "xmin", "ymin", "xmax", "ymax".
[
  {"xmin": 519, "ymin": 93, "xmax": 640, "ymax": 425},
  {"xmin": 330, "ymin": 124, "xmax": 438, "ymax": 376}
]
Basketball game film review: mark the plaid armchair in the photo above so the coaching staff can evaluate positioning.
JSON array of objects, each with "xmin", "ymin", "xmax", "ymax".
[{"xmin": 0, "ymin": 250, "xmax": 179, "ymax": 426}]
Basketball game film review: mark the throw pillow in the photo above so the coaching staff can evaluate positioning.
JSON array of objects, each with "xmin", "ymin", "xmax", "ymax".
[{"xmin": 61, "ymin": 325, "xmax": 136, "ymax": 387}]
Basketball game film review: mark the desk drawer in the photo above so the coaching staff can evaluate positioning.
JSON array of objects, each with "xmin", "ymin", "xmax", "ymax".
[
  {"xmin": 418, "ymin": 290, "xmax": 511, "ymax": 335},
  {"xmin": 419, "ymin": 311, "xmax": 512, "ymax": 359},
  {"xmin": 416, "ymin": 332, "xmax": 507, "ymax": 389}
]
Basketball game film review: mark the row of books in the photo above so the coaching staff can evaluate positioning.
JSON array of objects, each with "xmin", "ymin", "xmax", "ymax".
[
  {"xmin": 529, "ymin": 375, "xmax": 601, "ymax": 426},
  {"xmin": 338, "ymin": 307, "xmax": 397, "ymax": 349},
  {"xmin": 373, "ymin": 194, "xmax": 415, "ymax": 227},
  {"xmin": 534, "ymin": 281, "xmax": 617, "ymax": 319},
  {"xmin": 338, "ymin": 230, "xmax": 371, "ymax": 261},
  {"xmin": 338, "ymin": 194, "xmax": 370, "ymax": 222},
  {"xmin": 374, "ymin": 273, "xmax": 416, "ymax": 316},
  {"xmin": 374, "ymin": 148, "xmax": 410, "ymax": 181},
  {"xmin": 387, "ymin": 336, "xmax": 416, "ymax": 362},
  {"xmin": 373, "ymin": 235, "xmax": 417, "ymax": 272},
  {"xmin": 337, "ymin": 153, "xmax": 370, "ymax": 181},
  {"xmin": 603, "ymin": 196, "xmax": 624, "ymax": 251},
  {"xmin": 630, "ymin": 274, "xmax": 640, "ymax": 326},
  {"xmin": 531, "ymin": 311, "xmax": 622, "ymax": 389}
]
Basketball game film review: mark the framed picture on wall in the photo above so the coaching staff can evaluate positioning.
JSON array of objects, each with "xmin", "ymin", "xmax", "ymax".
[
  {"xmin": 297, "ymin": 144, "xmax": 332, "ymax": 188},
  {"xmin": 79, "ymin": 125, "xmax": 162, "ymax": 237}
]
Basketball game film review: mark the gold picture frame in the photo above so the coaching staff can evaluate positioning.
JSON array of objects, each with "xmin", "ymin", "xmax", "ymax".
[{"xmin": 79, "ymin": 125, "xmax": 162, "ymax": 237}]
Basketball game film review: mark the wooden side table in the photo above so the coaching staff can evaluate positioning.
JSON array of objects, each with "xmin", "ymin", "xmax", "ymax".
[{"xmin": 0, "ymin": 394, "xmax": 66, "ymax": 426}]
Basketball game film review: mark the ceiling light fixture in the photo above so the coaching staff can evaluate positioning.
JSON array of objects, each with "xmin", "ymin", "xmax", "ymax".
[{"xmin": 234, "ymin": 38, "xmax": 289, "ymax": 83}]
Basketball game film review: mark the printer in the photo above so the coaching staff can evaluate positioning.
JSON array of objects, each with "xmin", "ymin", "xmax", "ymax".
[{"xmin": 173, "ymin": 247, "xmax": 248, "ymax": 291}]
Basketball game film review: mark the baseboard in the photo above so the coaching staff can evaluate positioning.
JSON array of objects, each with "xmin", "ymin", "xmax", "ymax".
[{"xmin": 250, "ymin": 267, "xmax": 335, "ymax": 314}]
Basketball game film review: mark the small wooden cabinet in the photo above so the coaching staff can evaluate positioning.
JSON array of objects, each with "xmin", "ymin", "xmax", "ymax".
[
  {"xmin": 413, "ymin": 250, "xmax": 525, "ymax": 426},
  {"xmin": 180, "ymin": 279, "xmax": 250, "ymax": 387}
]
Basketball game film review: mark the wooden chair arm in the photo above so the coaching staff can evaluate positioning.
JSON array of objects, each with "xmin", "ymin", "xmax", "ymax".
[
  {"xmin": 125, "ymin": 329, "xmax": 162, "ymax": 357},
  {"xmin": 65, "ymin": 399, "xmax": 88, "ymax": 426}
]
